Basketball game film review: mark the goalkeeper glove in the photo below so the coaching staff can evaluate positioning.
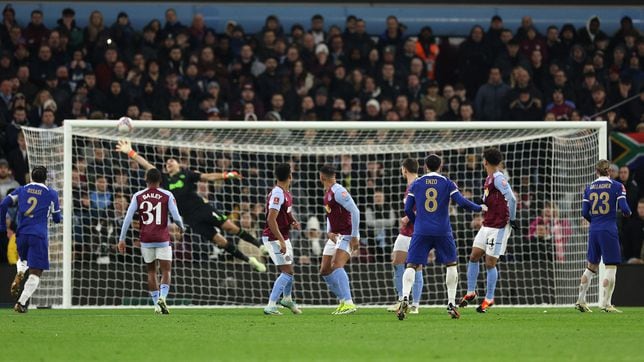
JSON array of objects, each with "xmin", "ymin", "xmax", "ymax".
[
  {"xmin": 509, "ymin": 220, "xmax": 521, "ymax": 232},
  {"xmin": 223, "ymin": 171, "xmax": 242, "ymax": 180}
]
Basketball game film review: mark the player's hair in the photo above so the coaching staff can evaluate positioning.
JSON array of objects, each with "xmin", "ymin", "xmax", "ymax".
[
  {"xmin": 401, "ymin": 158, "xmax": 419, "ymax": 174},
  {"xmin": 424, "ymin": 154, "xmax": 442, "ymax": 172},
  {"xmin": 145, "ymin": 168, "xmax": 162, "ymax": 184},
  {"xmin": 596, "ymin": 159, "xmax": 611, "ymax": 176},
  {"xmin": 483, "ymin": 148, "xmax": 503, "ymax": 166},
  {"xmin": 319, "ymin": 164, "xmax": 336, "ymax": 178},
  {"xmin": 31, "ymin": 166, "xmax": 47, "ymax": 183},
  {"xmin": 274, "ymin": 163, "xmax": 291, "ymax": 182}
]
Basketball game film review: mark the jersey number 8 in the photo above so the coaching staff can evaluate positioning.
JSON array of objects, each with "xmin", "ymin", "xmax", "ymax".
[{"xmin": 425, "ymin": 188, "xmax": 438, "ymax": 212}]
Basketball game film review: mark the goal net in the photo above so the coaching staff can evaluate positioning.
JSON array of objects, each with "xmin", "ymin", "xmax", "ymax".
[{"xmin": 22, "ymin": 121, "xmax": 605, "ymax": 308}]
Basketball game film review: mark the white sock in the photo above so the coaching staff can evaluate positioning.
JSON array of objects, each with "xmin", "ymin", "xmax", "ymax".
[
  {"xmin": 16, "ymin": 259, "xmax": 28, "ymax": 274},
  {"xmin": 401, "ymin": 268, "xmax": 416, "ymax": 301},
  {"xmin": 345, "ymin": 299, "xmax": 353, "ymax": 305},
  {"xmin": 446, "ymin": 265, "xmax": 458, "ymax": 306},
  {"xmin": 268, "ymin": 300, "xmax": 276, "ymax": 308},
  {"xmin": 18, "ymin": 274, "xmax": 40, "ymax": 305},
  {"xmin": 602, "ymin": 267, "xmax": 617, "ymax": 307},
  {"xmin": 577, "ymin": 268, "xmax": 595, "ymax": 304}
]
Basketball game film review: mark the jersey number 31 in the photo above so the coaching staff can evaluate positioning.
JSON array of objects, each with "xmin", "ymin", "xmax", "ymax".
[{"xmin": 140, "ymin": 201, "xmax": 162, "ymax": 225}]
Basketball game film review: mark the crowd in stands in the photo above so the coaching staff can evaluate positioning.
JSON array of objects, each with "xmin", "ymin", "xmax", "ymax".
[{"xmin": 0, "ymin": 5, "xmax": 642, "ymax": 265}]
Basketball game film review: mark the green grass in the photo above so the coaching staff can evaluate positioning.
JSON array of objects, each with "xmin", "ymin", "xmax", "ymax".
[{"xmin": 1, "ymin": 307, "xmax": 642, "ymax": 361}]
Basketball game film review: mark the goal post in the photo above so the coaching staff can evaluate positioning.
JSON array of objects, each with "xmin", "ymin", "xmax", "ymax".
[{"xmin": 22, "ymin": 120, "xmax": 607, "ymax": 308}]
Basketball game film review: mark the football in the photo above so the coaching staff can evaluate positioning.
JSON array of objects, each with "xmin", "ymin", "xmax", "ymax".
[{"xmin": 117, "ymin": 116, "xmax": 133, "ymax": 134}]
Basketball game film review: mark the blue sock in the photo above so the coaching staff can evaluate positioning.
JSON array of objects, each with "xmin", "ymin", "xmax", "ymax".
[
  {"xmin": 269, "ymin": 273, "xmax": 292, "ymax": 302},
  {"xmin": 150, "ymin": 290, "xmax": 159, "ymax": 305},
  {"xmin": 334, "ymin": 268, "xmax": 352, "ymax": 302},
  {"xmin": 283, "ymin": 275, "xmax": 293, "ymax": 299},
  {"xmin": 412, "ymin": 270, "xmax": 423, "ymax": 305},
  {"xmin": 486, "ymin": 267, "xmax": 498, "ymax": 300},
  {"xmin": 160, "ymin": 284, "xmax": 170, "ymax": 299},
  {"xmin": 394, "ymin": 264, "xmax": 405, "ymax": 298},
  {"xmin": 467, "ymin": 261, "xmax": 480, "ymax": 293},
  {"xmin": 322, "ymin": 273, "xmax": 342, "ymax": 299}
]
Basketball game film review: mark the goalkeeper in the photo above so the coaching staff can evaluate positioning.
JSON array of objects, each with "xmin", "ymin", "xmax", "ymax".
[{"xmin": 116, "ymin": 140, "xmax": 266, "ymax": 272}]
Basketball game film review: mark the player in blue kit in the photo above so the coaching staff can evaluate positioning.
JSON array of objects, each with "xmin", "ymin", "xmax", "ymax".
[
  {"xmin": 576, "ymin": 160, "xmax": 632, "ymax": 313},
  {"xmin": 0, "ymin": 167, "xmax": 61, "ymax": 313},
  {"xmin": 397, "ymin": 154, "xmax": 486, "ymax": 320}
]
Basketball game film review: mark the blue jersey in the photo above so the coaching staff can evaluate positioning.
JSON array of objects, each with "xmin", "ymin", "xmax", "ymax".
[
  {"xmin": 582, "ymin": 176, "xmax": 632, "ymax": 233},
  {"xmin": 0, "ymin": 182, "xmax": 61, "ymax": 239},
  {"xmin": 405, "ymin": 172, "xmax": 482, "ymax": 236}
]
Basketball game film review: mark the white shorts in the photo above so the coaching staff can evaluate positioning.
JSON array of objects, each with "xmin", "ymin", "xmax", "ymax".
[
  {"xmin": 322, "ymin": 235, "xmax": 352, "ymax": 256},
  {"xmin": 472, "ymin": 225, "xmax": 512, "ymax": 258},
  {"xmin": 393, "ymin": 234, "xmax": 412, "ymax": 252},
  {"xmin": 141, "ymin": 246, "xmax": 173, "ymax": 264},
  {"xmin": 262, "ymin": 237, "xmax": 294, "ymax": 265}
]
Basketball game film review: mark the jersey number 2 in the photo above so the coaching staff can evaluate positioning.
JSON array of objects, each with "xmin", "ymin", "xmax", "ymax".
[
  {"xmin": 140, "ymin": 201, "xmax": 162, "ymax": 225},
  {"xmin": 24, "ymin": 197, "xmax": 38, "ymax": 218},
  {"xmin": 424, "ymin": 188, "xmax": 438, "ymax": 212},
  {"xmin": 589, "ymin": 192, "xmax": 610, "ymax": 215}
]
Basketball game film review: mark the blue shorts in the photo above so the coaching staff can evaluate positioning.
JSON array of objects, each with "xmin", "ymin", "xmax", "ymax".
[
  {"xmin": 17, "ymin": 234, "xmax": 50, "ymax": 270},
  {"xmin": 587, "ymin": 230, "xmax": 621, "ymax": 265},
  {"xmin": 406, "ymin": 234, "xmax": 457, "ymax": 266}
]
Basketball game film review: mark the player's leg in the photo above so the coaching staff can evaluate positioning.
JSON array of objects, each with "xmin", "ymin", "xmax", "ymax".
[
  {"xmin": 598, "ymin": 232, "xmax": 622, "ymax": 312},
  {"xmin": 460, "ymin": 227, "xmax": 488, "ymax": 307},
  {"xmin": 433, "ymin": 235, "xmax": 460, "ymax": 318},
  {"xmin": 264, "ymin": 238, "xmax": 300, "ymax": 315},
  {"xmin": 210, "ymin": 230, "xmax": 266, "ymax": 272},
  {"xmin": 320, "ymin": 240, "xmax": 344, "ymax": 313},
  {"xmin": 576, "ymin": 232, "xmax": 601, "ymax": 312},
  {"xmin": 219, "ymin": 217, "xmax": 264, "ymax": 249},
  {"xmin": 12, "ymin": 238, "xmax": 30, "ymax": 298},
  {"xmin": 397, "ymin": 235, "xmax": 431, "ymax": 320},
  {"xmin": 330, "ymin": 236, "xmax": 356, "ymax": 314},
  {"xmin": 477, "ymin": 225, "xmax": 510, "ymax": 313},
  {"xmin": 15, "ymin": 236, "xmax": 49, "ymax": 313},
  {"xmin": 389, "ymin": 234, "xmax": 409, "ymax": 311},
  {"xmin": 157, "ymin": 246, "xmax": 173, "ymax": 315}
]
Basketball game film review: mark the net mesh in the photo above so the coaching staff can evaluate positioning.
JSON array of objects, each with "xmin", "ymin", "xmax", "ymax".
[{"xmin": 22, "ymin": 123, "xmax": 600, "ymax": 307}]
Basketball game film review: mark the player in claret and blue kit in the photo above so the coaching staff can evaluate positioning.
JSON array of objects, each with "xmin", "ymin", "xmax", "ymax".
[
  {"xmin": 575, "ymin": 160, "xmax": 632, "ymax": 313},
  {"xmin": 0, "ymin": 166, "xmax": 61, "ymax": 313},
  {"xmin": 118, "ymin": 168, "xmax": 185, "ymax": 314},
  {"xmin": 397, "ymin": 154, "xmax": 486, "ymax": 320},
  {"xmin": 319, "ymin": 164, "xmax": 361, "ymax": 315},
  {"xmin": 460, "ymin": 148, "xmax": 518, "ymax": 313},
  {"xmin": 262, "ymin": 163, "xmax": 302, "ymax": 315}
]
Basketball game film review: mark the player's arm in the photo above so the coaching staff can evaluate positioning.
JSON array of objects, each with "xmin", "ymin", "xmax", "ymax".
[
  {"xmin": 449, "ymin": 180, "xmax": 484, "ymax": 212},
  {"xmin": 115, "ymin": 140, "xmax": 155, "ymax": 171},
  {"xmin": 50, "ymin": 190, "xmax": 62, "ymax": 224},
  {"xmin": 326, "ymin": 217, "xmax": 338, "ymax": 242},
  {"xmin": 493, "ymin": 175, "xmax": 517, "ymax": 220},
  {"xmin": 168, "ymin": 194, "xmax": 185, "ymax": 232},
  {"xmin": 581, "ymin": 187, "xmax": 592, "ymax": 222},
  {"xmin": 617, "ymin": 184, "xmax": 632, "ymax": 217},
  {"xmin": 267, "ymin": 190, "xmax": 286, "ymax": 252},
  {"xmin": 404, "ymin": 192, "xmax": 416, "ymax": 224},
  {"xmin": 336, "ymin": 191, "xmax": 360, "ymax": 238},
  {"xmin": 117, "ymin": 196, "xmax": 138, "ymax": 253},
  {"xmin": 0, "ymin": 188, "xmax": 19, "ymax": 232},
  {"xmin": 199, "ymin": 171, "xmax": 242, "ymax": 182}
]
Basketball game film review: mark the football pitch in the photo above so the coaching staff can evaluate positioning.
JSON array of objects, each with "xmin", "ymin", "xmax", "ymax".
[{"xmin": 2, "ymin": 307, "xmax": 642, "ymax": 361}]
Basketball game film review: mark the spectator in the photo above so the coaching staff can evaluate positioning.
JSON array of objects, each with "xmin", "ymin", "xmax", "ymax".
[
  {"xmin": 544, "ymin": 88, "xmax": 576, "ymax": 120},
  {"xmin": 495, "ymin": 39, "xmax": 531, "ymax": 83},
  {"xmin": 415, "ymin": 26, "xmax": 439, "ymax": 80},
  {"xmin": 365, "ymin": 190, "xmax": 396, "ymax": 261},
  {"xmin": 0, "ymin": 159, "xmax": 19, "ymax": 198},
  {"xmin": 162, "ymin": 8, "xmax": 186, "ymax": 38},
  {"xmin": 621, "ymin": 199, "xmax": 644, "ymax": 263},
  {"xmin": 309, "ymin": 14, "xmax": 326, "ymax": 45},
  {"xmin": 379, "ymin": 16, "xmax": 405, "ymax": 54},
  {"xmin": 458, "ymin": 101, "xmax": 476, "ymax": 121},
  {"xmin": 577, "ymin": 15, "xmax": 607, "ymax": 51},
  {"xmin": 458, "ymin": 25, "xmax": 492, "ymax": 99},
  {"xmin": 485, "ymin": 15, "xmax": 505, "ymax": 55},
  {"xmin": 474, "ymin": 67, "xmax": 510, "ymax": 121},
  {"xmin": 618, "ymin": 166, "xmax": 640, "ymax": 212},
  {"xmin": 24, "ymin": 10, "xmax": 49, "ymax": 51},
  {"xmin": 520, "ymin": 27, "xmax": 548, "ymax": 61},
  {"xmin": 581, "ymin": 85, "xmax": 609, "ymax": 120},
  {"xmin": 420, "ymin": 81, "xmax": 446, "ymax": 116},
  {"xmin": 7, "ymin": 131, "xmax": 28, "ymax": 185},
  {"xmin": 506, "ymin": 88, "xmax": 543, "ymax": 121},
  {"xmin": 84, "ymin": 11, "xmax": 106, "ymax": 61},
  {"xmin": 529, "ymin": 202, "xmax": 572, "ymax": 261}
]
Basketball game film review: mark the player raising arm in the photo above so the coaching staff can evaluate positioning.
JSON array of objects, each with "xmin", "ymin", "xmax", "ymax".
[
  {"xmin": 397, "ymin": 154, "xmax": 486, "ymax": 320},
  {"xmin": 0, "ymin": 167, "xmax": 61, "ymax": 313},
  {"xmin": 388, "ymin": 158, "xmax": 424, "ymax": 314},
  {"xmin": 116, "ymin": 140, "xmax": 266, "ymax": 272},
  {"xmin": 460, "ymin": 148, "xmax": 518, "ymax": 313},
  {"xmin": 319, "ymin": 164, "xmax": 360, "ymax": 315},
  {"xmin": 262, "ymin": 163, "xmax": 302, "ymax": 315},
  {"xmin": 118, "ymin": 168, "xmax": 185, "ymax": 314},
  {"xmin": 575, "ymin": 160, "xmax": 632, "ymax": 313}
]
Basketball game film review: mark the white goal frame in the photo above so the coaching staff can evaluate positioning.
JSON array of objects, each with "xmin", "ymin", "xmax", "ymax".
[{"xmin": 60, "ymin": 120, "xmax": 608, "ymax": 308}]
